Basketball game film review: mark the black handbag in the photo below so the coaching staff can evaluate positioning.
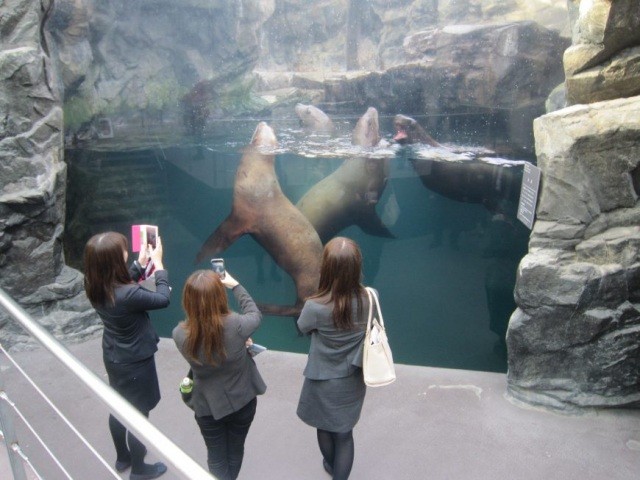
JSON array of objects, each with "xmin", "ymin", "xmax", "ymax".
[{"xmin": 179, "ymin": 368, "xmax": 194, "ymax": 410}]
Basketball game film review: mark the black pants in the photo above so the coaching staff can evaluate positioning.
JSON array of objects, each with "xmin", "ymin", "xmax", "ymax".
[
  {"xmin": 195, "ymin": 397, "xmax": 257, "ymax": 480},
  {"xmin": 109, "ymin": 412, "xmax": 149, "ymax": 473},
  {"xmin": 106, "ymin": 357, "xmax": 160, "ymax": 474}
]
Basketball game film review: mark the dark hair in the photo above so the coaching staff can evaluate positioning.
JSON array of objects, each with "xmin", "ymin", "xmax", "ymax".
[
  {"xmin": 312, "ymin": 236, "xmax": 364, "ymax": 330},
  {"xmin": 181, "ymin": 270, "xmax": 230, "ymax": 366},
  {"xmin": 83, "ymin": 232, "xmax": 131, "ymax": 306}
]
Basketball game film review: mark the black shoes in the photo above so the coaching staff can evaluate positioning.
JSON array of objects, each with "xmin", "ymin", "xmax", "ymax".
[
  {"xmin": 115, "ymin": 459, "xmax": 132, "ymax": 472},
  {"xmin": 115, "ymin": 446, "xmax": 148, "ymax": 473},
  {"xmin": 130, "ymin": 462, "xmax": 167, "ymax": 480}
]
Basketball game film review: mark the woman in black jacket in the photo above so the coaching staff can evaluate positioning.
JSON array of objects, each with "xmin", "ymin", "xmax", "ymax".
[{"xmin": 84, "ymin": 231, "xmax": 170, "ymax": 480}]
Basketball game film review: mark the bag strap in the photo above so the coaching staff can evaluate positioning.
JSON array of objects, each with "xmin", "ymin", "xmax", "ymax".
[
  {"xmin": 365, "ymin": 287, "xmax": 385, "ymax": 331},
  {"xmin": 365, "ymin": 287, "xmax": 374, "ymax": 335},
  {"xmin": 369, "ymin": 287, "xmax": 385, "ymax": 328}
]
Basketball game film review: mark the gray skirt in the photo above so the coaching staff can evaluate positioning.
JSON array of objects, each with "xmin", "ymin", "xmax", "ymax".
[{"xmin": 297, "ymin": 369, "xmax": 366, "ymax": 433}]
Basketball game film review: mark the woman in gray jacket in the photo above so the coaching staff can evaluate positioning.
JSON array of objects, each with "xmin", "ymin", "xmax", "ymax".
[
  {"xmin": 297, "ymin": 237, "xmax": 370, "ymax": 480},
  {"xmin": 173, "ymin": 269, "xmax": 265, "ymax": 480}
]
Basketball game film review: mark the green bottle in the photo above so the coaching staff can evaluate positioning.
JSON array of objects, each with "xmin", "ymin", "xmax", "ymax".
[{"xmin": 180, "ymin": 377, "xmax": 193, "ymax": 394}]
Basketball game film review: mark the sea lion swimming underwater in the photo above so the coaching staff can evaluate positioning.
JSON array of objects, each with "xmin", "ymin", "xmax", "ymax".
[
  {"xmin": 195, "ymin": 122, "xmax": 323, "ymax": 318},
  {"xmin": 296, "ymin": 107, "xmax": 394, "ymax": 243}
]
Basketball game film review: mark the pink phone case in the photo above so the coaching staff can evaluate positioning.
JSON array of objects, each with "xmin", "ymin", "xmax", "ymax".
[
  {"xmin": 131, "ymin": 225, "xmax": 143, "ymax": 252},
  {"xmin": 131, "ymin": 225, "xmax": 157, "ymax": 252}
]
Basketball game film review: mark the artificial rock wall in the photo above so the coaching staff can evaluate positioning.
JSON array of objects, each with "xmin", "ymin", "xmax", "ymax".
[
  {"xmin": 0, "ymin": 0, "xmax": 99, "ymax": 348},
  {"xmin": 507, "ymin": 0, "xmax": 640, "ymax": 410}
]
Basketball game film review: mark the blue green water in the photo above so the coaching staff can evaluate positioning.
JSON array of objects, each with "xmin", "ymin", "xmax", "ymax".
[{"xmin": 66, "ymin": 116, "xmax": 530, "ymax": 373}]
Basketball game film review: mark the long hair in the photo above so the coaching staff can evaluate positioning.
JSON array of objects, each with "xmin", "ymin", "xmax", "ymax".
[
  {"xmin": 181, "ymin": 270, "xmax": 230, "ymax": 366},
  {"xmin": 83, "ymin": 232, "xmax": 132, "ymax": 306},
  {"xmin": 312, "ymin": 236, "xmax": 364, "ymax": 330}
]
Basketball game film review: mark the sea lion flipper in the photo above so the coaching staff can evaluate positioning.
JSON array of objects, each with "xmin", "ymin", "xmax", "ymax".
[
  {"xmin": 195, "ymin": 214, "xmax": 245, "ymax": 263},
  {"xmin": 356, "ymin": 211, "xmax": 395, "ymax": 238},
  {"xmin": 257, "ymin": 302, "xmax": 302, "ymax": 318}
]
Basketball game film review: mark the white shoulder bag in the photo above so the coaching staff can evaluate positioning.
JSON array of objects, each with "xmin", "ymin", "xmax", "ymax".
[{"xmin": 363, "ymin": 287, "xmax": 396, "ymax": 387}]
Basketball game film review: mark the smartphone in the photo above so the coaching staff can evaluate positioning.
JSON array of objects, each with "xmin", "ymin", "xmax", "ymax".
[
  {"xmin": 210, "ymin": 258, "xmax": 226, "ymax": 278},
  {"xmin": 131, "ymin": 224, "xmax": 158, "ymax": 252}
]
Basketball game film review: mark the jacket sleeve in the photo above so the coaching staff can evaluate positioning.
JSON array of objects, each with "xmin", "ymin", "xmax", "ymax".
[
  {"xmin": 296, "ymin": 300, "xmax": 317, "ymax": 335},
  {"xmin": 232, "ymin": 284, "xmax": 262, "ymax": 338},
  {"xmin": 124, "ymin": 270, "xmax": 171, "ymax": 311},
  {"xmin": 129, "ymin": 262, "xmax": 144, "ymax": 282}
]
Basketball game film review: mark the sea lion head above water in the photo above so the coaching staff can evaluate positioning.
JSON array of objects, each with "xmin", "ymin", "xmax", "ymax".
[
  {"xmin": 250, "ymin": 121, "xmax": 278, "ymax": 149},
  {"xmin": 352, "ymin": 107, "xmax": 380, "ymax": 147},
  {"xmin": 294, "ymin": 103, "xmax": 335, "ymax": 134},
  {"xmin": 393, "ymin": 114, "xmax": 441, "ymax": 147}
]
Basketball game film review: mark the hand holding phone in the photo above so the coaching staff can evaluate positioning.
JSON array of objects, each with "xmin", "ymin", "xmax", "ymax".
[
  {"xmin": 131, "ymin": 224, "xmax": 158, "ymax": 252},
  {"xmin": 210, "ymin": 258, "xmax": 226, "ymax": 279},
  {"xmin": 150, "ymin": 236, "xmax": 163, "ymax": 270},
  {"xmin": 220, "ymin": 271, "xmax": 239, "ymax": 289}
]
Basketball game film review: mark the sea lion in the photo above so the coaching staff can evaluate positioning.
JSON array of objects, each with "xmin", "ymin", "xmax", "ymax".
[
  {"xmin": 410, "ymin": 155, "xmax": 523, "ymax": 206},
  {"xmin": 195, "ymin": 122, "xmax": 323, "ymax": 317},
  {"xmin": 393, "ymin": 114, "xmax": 523, "ymax": 207},
  {"xmin": 296, "ymin": 107, "xmax": 393, "ymax": 243},
  {"xmin": 393, "ymin": 114, "xmax": 442, "ymax": 147},
  {"xmin": 295, "ymin": 103, "xmax": 335, "ymax": 135}
]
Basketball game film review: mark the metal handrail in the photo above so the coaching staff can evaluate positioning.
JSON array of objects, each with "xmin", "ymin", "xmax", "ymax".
[{"xmin": 0, "ymin": 287, "xmax": 214, "ymax": 480}]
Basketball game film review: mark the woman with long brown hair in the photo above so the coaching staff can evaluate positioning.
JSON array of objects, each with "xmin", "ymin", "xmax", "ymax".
[
  {"xmin": 296, "ymin": 236, "xmax": 372, "ymax": 480},
  {"xmin": 83, "ymin": 231, "xmax": 170, "ymax": 480},
  {"xmin": 172, "ymin": 269, "xmax": 265, "ymax": 480}
]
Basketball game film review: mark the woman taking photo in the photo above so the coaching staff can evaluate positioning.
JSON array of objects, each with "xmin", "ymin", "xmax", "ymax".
[
  {"xmin": 173, "ymin": 269, "xmax": 266, "ymax": 480},
  {"xmin": 84, "ymin": 231, "xmax": 170, "ymax": 480},
  {"xmin": 297, "ymin": 236, "xmax": 371, "ymax": 480}
]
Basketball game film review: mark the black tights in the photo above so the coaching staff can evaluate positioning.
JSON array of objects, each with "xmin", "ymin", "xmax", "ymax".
[
  {"xmin": 109, "ymin": 412, "xmax": 153, "ymax": 475},
  {"xmin": 316, "ymin": 429, "xmax": 354, "ymax": 480}
]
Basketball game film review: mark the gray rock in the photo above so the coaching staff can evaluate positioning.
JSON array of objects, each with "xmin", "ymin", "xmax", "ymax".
[
  {"xmin": 321, "ymin": 21, "xmax": 567, "ymax": 152},
  {"xmin": 565, "ymin": 0, "xmax": 640, "ymax": 73},
  {"xmin": 509, "ymin": 94, "xmax": 640, "ymax": 410},
  {"xmin": 47, "ymin": 0, "xmax": 276, "ymax": 130},
  {"xmin": 507, "ymin": 302, "xmax": 640, "ymax": 409},
  {"xmin": 584, "ymin": 202, "xmax": 640, "ymax": 238},
  {"xmin": 533, "ymin": 96, "xmax": 640, "ymax": 223},
  {"xmin": 1, "ymin": 0, "xmax": 93, "ymax": 349},
  {"xmin": 564, "ymin": 0, "xmax": 640, "ymax": 104},
  {"xmin": 545, "ymin": 82, "xmax": 567, "ymax": 113},
  {"xmin": 532, "ymin": 220, "xmax": 586, "ymax": 240},
  {"xmin": 576, "ymin": 226, "xmax": 640, "ymax": 267},
  {"xmin": 375, "ymin": 0, "xmax": 570, "ymax": 68},
  {"xmin": 516, "ymin": 255, "xmax": 628, "ymax": 310},
  {"xmin": 566, "ymin": 45, "xmax": 640, "ymax": 104},
  {"xmin": 626, "ymin": 263, "xmax": 640, "ymax": 303},
  {"xmin": 43, "ymin": 1, "xmax": 569, "ymax": 126}
]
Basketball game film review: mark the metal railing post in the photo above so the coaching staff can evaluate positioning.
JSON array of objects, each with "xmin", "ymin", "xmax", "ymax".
[
  {"xmin": 0, "ymin": 368, "xmax": 28, "ymax": 480},
  {"xmin": 0, "ymin": 287, "xmax": 214, "ymax": 480}
]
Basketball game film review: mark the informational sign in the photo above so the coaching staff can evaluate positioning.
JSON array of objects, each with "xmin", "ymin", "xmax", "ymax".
[{"xmin": 517, "ymin": 162, "xmax": 541, "ymax": 230}]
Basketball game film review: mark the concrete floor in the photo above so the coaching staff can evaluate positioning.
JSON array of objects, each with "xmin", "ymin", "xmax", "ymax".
[{"xmin": 1, "ymin": 336, "xmax": 639, "ymax": 480}]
